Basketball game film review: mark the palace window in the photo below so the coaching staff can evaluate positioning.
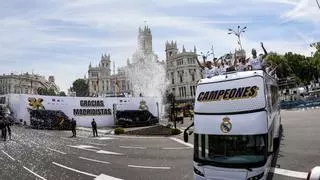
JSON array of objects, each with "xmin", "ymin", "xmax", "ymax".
[
  {"xmin": 188, "ymin": 58, "xmax": 195, "ymax": 64},
  {"xmin": 190, "ymin": 86, "xmax": 196, "ymax": 96},
  {"xmin": 171, "ymin": 72, "xmax": 174, "ymax": 84},
  {"xmin": 122, "ymin": 80, "xmax": 126, "ymax": 90},
  {"xmin": 177, "ymin": 59, "xmax": 183, "ymax": 66},
  {"xmin": 179, "ymin": 71, "xmax": 184, "ymax": 83}
]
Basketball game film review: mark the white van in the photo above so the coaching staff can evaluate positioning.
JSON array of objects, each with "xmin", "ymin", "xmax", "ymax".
[{"xmin": 184, "ymin": 70, "xmax": 282, "ymax": 180}]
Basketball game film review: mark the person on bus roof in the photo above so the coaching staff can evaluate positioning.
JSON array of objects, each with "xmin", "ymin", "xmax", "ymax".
[
  {"xmin": 217, "ymin": 60, "xmax": 229, "ymax": 75},
  {"xmin": 248, "ymin": 42, "xmax": 268, "ymax": 71},
  {"xmin": 196, "ymin": 56, "xmax": 218, "ymax": 78},
  {"xmin": 234, "ymin": 56, "xmax": 248, "ymax": 72}
]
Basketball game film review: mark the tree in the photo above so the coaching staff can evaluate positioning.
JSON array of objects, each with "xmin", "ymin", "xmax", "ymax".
[
  {"xmin": 267, "ymin": 53, "xmax": 292, "ymax": 79},
  {"xmin": 166, "ymin": 93, "xmax": 177, "ymax": 129},
  {"xmin": 47, "ymin": 88, "xmax": 56, "ymax": 96},
  {"xmin": 37, "ymin": 87, "xmax": 57, "ymax": 96},
  {"xmin": 71, "ymin": 79, "xmax": 89, "ymax": 97},
  {"xmin": 37, "ymin": 87, "xmax": 47, "ymax": 95},
  {"xmin": 59, "ymin": 91, "xmax": 66, "ymax": 96},
  {"xmin": 267, "ymin": 50, "xmax": 320, "ymax": 87}
]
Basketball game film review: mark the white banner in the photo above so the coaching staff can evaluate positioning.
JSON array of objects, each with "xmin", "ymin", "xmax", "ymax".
[
  {"xmin": 195, "ymin": 76, "xmax": 266, "ymax": 113},
  {"xmin": 6, "ymin": 94, "xmax": 162, "ymax": 127}
]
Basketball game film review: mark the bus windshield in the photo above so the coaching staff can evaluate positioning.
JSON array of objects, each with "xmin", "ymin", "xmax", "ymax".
[{"xmin": 194, "ymin": 134, "xmax": 267, "ymax": 168}]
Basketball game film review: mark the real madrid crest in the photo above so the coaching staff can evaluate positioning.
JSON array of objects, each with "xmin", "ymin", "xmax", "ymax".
[{"xmin": 220, "ymin": 117, "xmax": 232, "ymax": 133}]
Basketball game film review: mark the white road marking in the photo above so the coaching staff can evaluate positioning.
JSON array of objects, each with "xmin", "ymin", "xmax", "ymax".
[
  {"xmin": 96, "ymin": 150, "xmax": 123, "ymax": 155},
  {"xmin": 95, "ymin": 137, "xmax": 115, "ymax": 140},
  {"xmin": 68, "ymin": 145, "xmax": 123, "ymax": 155},
  {"xmin": 1, "ymin": 150, "xmax": 15, "ymax": 161},
  {"xmin": 119, "ymin": 146, "xmax": 147, "ymax": 149},
  {"xmin": 23, "ymin": 166, "xmax": 47, "ymax": 180},
  {"xmin": 271, "ymin": 168, "xmax": 308, "ymax": 179},
  {"xmin": 87, "ymin": 142, "xmax": 107, "ymax": 146},
  {"xmin": 169, "ymin": 137, "xmax": 194, "ymax": 148},
  {"xmin": 79, "ymin": 157, "xmax": 110, "ymax": 164},
  {"xmin": 29, "ymin": 141, "xmax": 40, "ymax": 146},
  {"xmin": 162, "ymin": 147, "xmax": 192, "ymax": 150},
  {"xmin": 67, "ymin": 145, "xmax": 98, "ymax": 152},
  {"xmin": 52, "ymin": 162, "xmax": 97, "ymax": 177},
  {"xmin": 107, "ymin": 135, "xmax": 163, "ymax": 139},
  {"xmin": 47, "ymin": 148, "xmax": 67, "ymax": 155},
  {"xmin": 68, "ymin": 145, "xmax": 99, "ymax": 150},
  {"xmin": 128, "ymin": 165, "xmax": 171, "ymax": 170},
  {"xmin": 95, "ymin": 174, "xmax": 123, "ymax": 180}
]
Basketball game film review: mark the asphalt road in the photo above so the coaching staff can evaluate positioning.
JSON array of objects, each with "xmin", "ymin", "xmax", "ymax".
[
  {"xmin": 0, "ymin": 126, "xmax": 193, "ymax": 180},
  {"xmin": 1, "ymin": 108, "xmax": 319, "ymax": 180}
]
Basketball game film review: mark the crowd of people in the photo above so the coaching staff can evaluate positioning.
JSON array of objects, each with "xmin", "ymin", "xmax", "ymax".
[{"xmin": 197, "ymin": 42, "xmax": 276, "ymax": 78}]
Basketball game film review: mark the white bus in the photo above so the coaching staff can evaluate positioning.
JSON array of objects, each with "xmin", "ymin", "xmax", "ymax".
[{"xmin": 184, "ymin": 70, "xmax": 282, "ymax": 180}]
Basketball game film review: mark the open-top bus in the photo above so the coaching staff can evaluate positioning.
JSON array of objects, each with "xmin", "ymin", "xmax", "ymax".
[{"xmin": 184, "ymin": 70, "xmax": 282, "ymax": 180}]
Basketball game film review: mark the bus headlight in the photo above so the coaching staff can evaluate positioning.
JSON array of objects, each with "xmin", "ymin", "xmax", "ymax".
[
  {"xmin": 194, "ymin": 167, "xmax": 204, "ymax": 177},
  {"xmin": 247, "ymin": 172, "xmax": 264, "ymax": 180}
]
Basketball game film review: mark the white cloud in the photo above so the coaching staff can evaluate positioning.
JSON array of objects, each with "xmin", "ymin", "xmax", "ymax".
[
  {"xmin": 0, "ymin": 0, "xmax": 316, "ymax": 92},
  {"xmin": 281, "ymin": 0, "xmax": 320, "ymax": 22}
]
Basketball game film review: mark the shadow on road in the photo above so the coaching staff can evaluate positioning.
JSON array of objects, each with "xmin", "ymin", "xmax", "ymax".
[{"xmin": 267, "ymin": 125, "xmax": 284, "ymax": 180}]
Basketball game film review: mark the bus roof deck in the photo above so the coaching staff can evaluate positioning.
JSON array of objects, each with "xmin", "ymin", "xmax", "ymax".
[{"xmin": 198, "ymin": 70, "xmax": 277, "ymax": 85}]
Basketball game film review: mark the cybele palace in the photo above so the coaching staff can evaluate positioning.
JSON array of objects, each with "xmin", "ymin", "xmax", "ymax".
[
  {"xmin": 86, "ymin": 25, "xmax": 203, "ymax": 104},
  {"xmin": 86, "ymin": 25, "xmax": 159, "ymax": 97}
]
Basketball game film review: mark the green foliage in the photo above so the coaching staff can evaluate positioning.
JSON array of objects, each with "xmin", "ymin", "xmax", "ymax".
[
  {"xmin": 47, "ymin": 88, "xmax": 56, "ymax": 96},
  {"xmin": 114, "ymin": 127, "xmax": 125, "ymax": 135},
  {"xmin": 267, "ymin": 51, "xmax": 320, "ymax": 86},
  {"xmin": 71, "ymin": 79, "xmax": 89, "ymax": 97},
  {"xmin": 37, "ymin": 87, "xmax": 47, "ymax": 95},
  {"xmin": 58, "ymin": 91, "xmax": 66, "ymax": 96},
  {"xmin": 37, "ymin": 87, "xmax": 56, "ymax": 96},
  {"xmin": 171, "ymin": 128, "xmax": 181, "ymax": 135}
]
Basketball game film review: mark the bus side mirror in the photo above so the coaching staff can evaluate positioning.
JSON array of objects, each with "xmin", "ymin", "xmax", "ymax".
[
  {"xmin": 184, "ymin": 131, "xmax": 188, "ymax": 142},
  {"xmin": 307, "ymin": 166, "xmax": 320, "ymax": 180}
]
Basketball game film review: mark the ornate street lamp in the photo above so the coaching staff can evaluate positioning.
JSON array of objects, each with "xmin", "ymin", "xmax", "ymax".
[{"xmin": 228, "ymin": 26, "xmax": 247, "ymax": 50}]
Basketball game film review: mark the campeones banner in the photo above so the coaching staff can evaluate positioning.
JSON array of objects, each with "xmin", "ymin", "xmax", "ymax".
[
  {"xmin": 197, "ymin": 86, "xmax": 259, "ymax": 102},
  {"xmin": 73, "ymin": 100, "xmax": 112, "ymax": 116}
]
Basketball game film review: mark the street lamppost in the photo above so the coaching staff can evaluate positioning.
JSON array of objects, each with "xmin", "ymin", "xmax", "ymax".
[{"xmin": 228, "ymin": 26, "xmax": 247, "ymax": 50}]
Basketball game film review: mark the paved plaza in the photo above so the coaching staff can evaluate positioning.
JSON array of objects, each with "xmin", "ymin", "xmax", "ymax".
[{"xmin": 0, "ymin": 108, "xmax": 319, "ymax": 179}]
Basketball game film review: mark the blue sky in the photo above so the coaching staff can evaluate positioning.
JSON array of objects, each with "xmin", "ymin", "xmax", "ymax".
[{"xmin": 0, "ymin": 0, "xmax": 319, "ymax": 92}]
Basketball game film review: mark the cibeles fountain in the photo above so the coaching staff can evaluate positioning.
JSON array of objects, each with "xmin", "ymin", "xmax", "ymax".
[
  {"xmin": 126, "ymin": 53, "xmax": 168, "ymax": 98},
  {"xmin": 126, "ymin": 48, "xmax": 169, "ymax": 124},
  {"xmin": 124, "ymin": 26, "xmax": 169, "ymax": 123}
]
